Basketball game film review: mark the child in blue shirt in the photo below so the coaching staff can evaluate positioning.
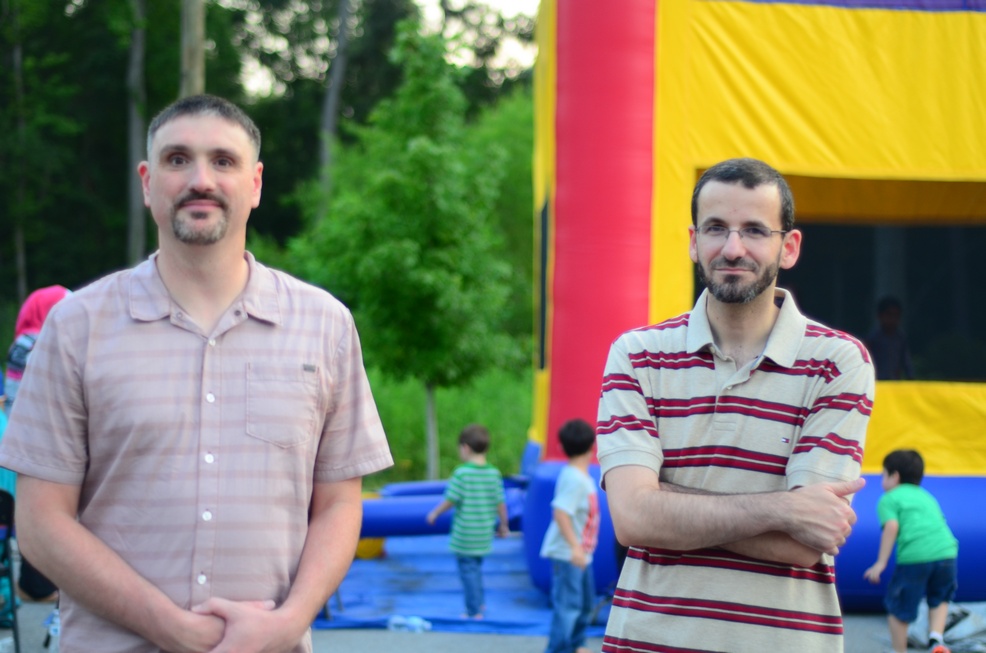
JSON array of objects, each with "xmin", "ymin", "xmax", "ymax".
[{"xmin": 539, "ymin": 419, "xmax": 600, "ymax": 653}]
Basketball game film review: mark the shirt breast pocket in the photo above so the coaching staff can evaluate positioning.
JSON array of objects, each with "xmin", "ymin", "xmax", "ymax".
[{"xmin": 246, "ymin": 362, "xmax": 320, "ymax": 448}]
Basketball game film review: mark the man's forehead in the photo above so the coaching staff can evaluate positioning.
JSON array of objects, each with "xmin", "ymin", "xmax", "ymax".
[
  {"xmin": 697, "ymin": 180, "xmax": 781, "ymax": 217},
  {"xmin": 151, "ymin": 114, "xmax": 256, "ymax": 157}
]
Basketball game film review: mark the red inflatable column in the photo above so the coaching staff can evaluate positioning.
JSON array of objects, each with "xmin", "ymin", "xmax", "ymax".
[{"xmin": 545, "ymin": 0, "xmax": 656, "ymax": 459}]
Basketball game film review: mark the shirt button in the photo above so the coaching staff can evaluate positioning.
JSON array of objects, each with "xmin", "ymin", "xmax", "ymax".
[
  {"xmin": 206, "ymin": 393, "xmax": 216, "ymax": 403},
  {"xmin": 204, "ymin": 453, "xmax": 215, "ymax": 464},
  {"xmin": 202, "ymin": 510, "xmax": 213, "ymax": 521},
  {"xmin": 197, "ymin": 574, "xmax": 207, "ymax": 585},
  {"xmin": 208, "ymin": 339, "xmax": 216, "ymax": 347}
]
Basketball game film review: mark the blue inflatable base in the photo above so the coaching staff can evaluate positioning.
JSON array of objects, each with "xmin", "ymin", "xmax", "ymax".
[{"xmin": 520, "ymin": 464, "xmax": 986, "ymax": 611}]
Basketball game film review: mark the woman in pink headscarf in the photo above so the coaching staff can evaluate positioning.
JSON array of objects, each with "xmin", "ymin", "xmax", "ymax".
[
  {"xmin": 4, "ymin": 284, "xmax": 71, "ymax": 416},
  {"xmin": 1, "ymin": 285, "xmax": 70, "ymax": 607}
]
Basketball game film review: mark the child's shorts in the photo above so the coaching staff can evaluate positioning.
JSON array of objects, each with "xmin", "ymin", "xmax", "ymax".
[{"xmin": 885, "ymin": 558, "xmax": 958, "ymax": 623}]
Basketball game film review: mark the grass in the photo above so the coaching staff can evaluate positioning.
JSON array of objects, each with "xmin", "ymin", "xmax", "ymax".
[{"xmin": 363, "ymin": 366, "xmax": 534, "ymax": 490}]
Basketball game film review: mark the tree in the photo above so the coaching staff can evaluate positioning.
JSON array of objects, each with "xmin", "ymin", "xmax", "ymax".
[
  {"xmin": 180, "ymin": 0, "xmax": 205, "ymax": 96},
  {"xmin": 288, "ymin": 20, "xmax": 519, "ymax": 479},
  {"xmin": 437, "ymin": 0, "xmax": 535, "ymax": 114},
  {"xmin": 127, "ymin": 0, "xmax": 148, "ymax": 265},
  {"xmin": 462, "ymin": 87, "xmax": 534, "ymax": 342}
]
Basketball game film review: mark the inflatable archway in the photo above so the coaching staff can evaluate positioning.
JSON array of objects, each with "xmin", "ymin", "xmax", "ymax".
[{"xmin": 526, "ymin": 0, "xmax": 986, "ymax": 608}]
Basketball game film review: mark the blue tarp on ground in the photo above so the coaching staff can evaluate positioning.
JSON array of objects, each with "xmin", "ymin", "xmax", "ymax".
[{"xmin": 313, "ymin": 534, "xmax": 611, "ymax": 636}]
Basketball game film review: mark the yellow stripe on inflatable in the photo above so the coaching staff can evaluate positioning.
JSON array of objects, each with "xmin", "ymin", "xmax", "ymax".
[{"xmin": 865, "ymin": 382, "xmax": 986, "ymax": 475}]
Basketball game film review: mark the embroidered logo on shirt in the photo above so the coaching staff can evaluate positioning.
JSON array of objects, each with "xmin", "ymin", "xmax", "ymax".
[{"xmin": 303, "ymin": 363, "xmax": 317, "ymax": 373}]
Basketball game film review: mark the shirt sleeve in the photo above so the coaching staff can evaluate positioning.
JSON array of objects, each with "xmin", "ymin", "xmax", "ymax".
[
  {"xmin": 786, "ymin": 353, "xmax": 875, "ymax": 490},
  {"xmin": 551, "ymin": 468, "xmax": 584, "ymax": 517},
  {"xmin": 596, "ymin": 334, "xmax": 663, "ymax": 482},
  {"xmin": 314, "ymin": 310, "xmax": 393, "ymax": 482},
  {"xmin": 0, "ymin": 303, "xmax": 90, "ymax": 485}
]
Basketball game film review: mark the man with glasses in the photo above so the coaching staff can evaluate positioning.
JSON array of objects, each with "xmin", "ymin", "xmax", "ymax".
[{"xmin": 597, "ymin": 158, "xmax": 875, "ymax": 652}]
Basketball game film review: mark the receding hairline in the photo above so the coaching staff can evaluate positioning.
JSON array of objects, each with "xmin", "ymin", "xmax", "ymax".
[{"xmin": 146, "ymin": 95, "xmax": 261, "ymax": 161}]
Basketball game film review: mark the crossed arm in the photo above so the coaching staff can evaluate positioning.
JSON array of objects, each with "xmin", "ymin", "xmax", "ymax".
[
  {"xmin": 16, "ymin": 475, "xmax": 363, "ymax": 653},
  {"xmin": 604, "ymin": 465, "xmax": 863, "ymax": 568}
]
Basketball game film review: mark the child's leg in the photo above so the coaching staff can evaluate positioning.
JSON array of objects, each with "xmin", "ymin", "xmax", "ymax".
[
  {"xmin": 456, "ymin": 555, "xmax": 484, "ymax": 617},
  {"xmin": 928, "ymin": 601, "xmax": 948, "ymax": 634},
  {"xmin": 888, "ymin": 614, "xmax": 910, "ymax": 653},
  {"xmin": 545, "ymin": 560, "xmax": 581, "ymax": 653}
]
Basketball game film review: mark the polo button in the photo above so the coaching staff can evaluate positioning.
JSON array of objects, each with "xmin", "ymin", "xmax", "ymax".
[
  {"xmin": 197, "ymin": 574, "xmax": 207, "ymax": 585},
  {"xmin": 206, "ymin": 393, "xmax": 215, "ymax": 403},
  {"xmin": 204, "ymin": 453, "xmax": 215, "ymax": 464},
  {"xmin": 202, "ymin": 510, "xmax": 213, "ymax": 521},
  {"xmin": 208, "ymin": 339, "xmax": 216, "ymax": 347}
]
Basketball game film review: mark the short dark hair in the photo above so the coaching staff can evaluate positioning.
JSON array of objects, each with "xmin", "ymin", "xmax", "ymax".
[
  {"xmin": 459, "ymin": 424, "xmax": 490, "ymax": 454},
  {"xmin": 876, "ymin": 295, "xmax": 903, "ymax": 315},
  {"xmin": 558, "ymin": 418, "xmax": 596, "ymax": 458},
  {"xmin": 883, "ymin": 449, "xmax": 924, "ymax": 485},
  {"xmin": 146, "ymin": 94, "xmax": 261, "ymax": 160},
  {"xmin": 691, "ymin": 158, "xmax": 795, "ymax": 231}
]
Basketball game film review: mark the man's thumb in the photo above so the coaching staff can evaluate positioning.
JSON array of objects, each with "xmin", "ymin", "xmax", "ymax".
[{"xmin": 834, "ymin": 476, "xmax": 866, "ymax": 496}]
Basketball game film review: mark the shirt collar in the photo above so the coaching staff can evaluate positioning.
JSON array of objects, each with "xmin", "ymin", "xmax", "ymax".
[
  {"xmin": 685, "ymin": 287, "xmax": 807, "ymax": 368},
  {"xmin": 128, "ymin": 251, "xmax": 282, "ymax": 326}
]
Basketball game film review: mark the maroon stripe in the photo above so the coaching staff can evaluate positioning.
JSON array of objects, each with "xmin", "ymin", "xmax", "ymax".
[
  {"xmin": 806, "ymin": 324, "xmax": 871, "ymax": 364},
  {"xmin": 598, "ymin": 415, "xmax": 659, "ymax": 439},
  {"xmin": 613, "ymin": 590, "xmax": 843, "ymax": 634},
  {"xmin": 630, "ymin": 547, "xmax": 835, "ymax": 584},
  {"xmin": 603, "ymin": 636, "xmax": 714, "ymax": 653}
]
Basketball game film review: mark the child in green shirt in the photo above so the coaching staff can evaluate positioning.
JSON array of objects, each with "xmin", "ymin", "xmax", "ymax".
[
  {"xmin": 427, "ymin": 424, "xmax": 509, "ymax": 618},
  {"xmin": 864, "ymin": 449, "xmax": 958, "ymax": 653}
]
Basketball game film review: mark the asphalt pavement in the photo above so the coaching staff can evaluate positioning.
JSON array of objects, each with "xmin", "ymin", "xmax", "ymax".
[{"xmin": 3, "ymin": 600, "xmax": 898, "ymax": 652}]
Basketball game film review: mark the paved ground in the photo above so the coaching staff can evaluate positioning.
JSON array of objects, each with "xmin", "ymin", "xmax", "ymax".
[{"xmin": 3, "ymin": 600, "xmax": 898, "ymax": 652}]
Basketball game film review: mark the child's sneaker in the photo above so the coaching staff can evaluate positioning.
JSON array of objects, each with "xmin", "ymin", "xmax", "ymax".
[{"xmin": 928, "ymin": 635, "xmax": 950, "ymax": 653}]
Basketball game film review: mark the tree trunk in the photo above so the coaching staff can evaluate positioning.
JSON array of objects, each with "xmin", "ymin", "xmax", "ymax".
[
  {"xmin": 425, "ymin": 382, "xmax": 440, "ymax": 480},
  {"xmin": 319, "ymin": 0, "xmax": 352, "ymax": 209},
  {"xmin": 127, "ymin": 0, "xmax": 147, "ymax": 266},
  {"xmin": 12, "ymin": 0, "xmax": 28, "ymax": 303},
  {"xmin": 180, "ymin": 0, "xmax": 205, "ymax": 97}
]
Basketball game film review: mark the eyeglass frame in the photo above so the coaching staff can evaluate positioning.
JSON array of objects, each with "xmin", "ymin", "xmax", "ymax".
[{"xmin": 695, "ymin": 224, "xmax": 790, "ymax": 242}]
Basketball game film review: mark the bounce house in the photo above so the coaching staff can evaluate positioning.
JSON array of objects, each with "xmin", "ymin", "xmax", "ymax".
[{"xmin": 523, "ymin": 0, "xmax": 986, "ymax": 611}]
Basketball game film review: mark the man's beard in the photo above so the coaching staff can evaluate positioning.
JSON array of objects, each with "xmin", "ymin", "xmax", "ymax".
[
  {"xmin": 697, "ymin": 255, "xmax": 779, "ymax": 304},
  {"xmin": 170, "ymin": 192, "xmax": 229, "ymax": 245}
]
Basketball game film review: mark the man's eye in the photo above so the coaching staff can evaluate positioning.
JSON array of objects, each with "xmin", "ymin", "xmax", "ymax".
[
  {"xmin": 215, "ymin": 158, "xmax": 233, "ymax": 167},
  {"xmin": 742, "ymin": 227, "xmax": 771, "ymax": 239},
  {"xmin": 703, "ymin": 225, "xmax": 727, "ymax": 236},
  {"xmin": 167, "ymin": 155, "xmax": 188, "ymax": 166}
]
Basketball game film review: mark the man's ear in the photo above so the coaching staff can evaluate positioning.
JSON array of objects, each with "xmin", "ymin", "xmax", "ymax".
[{"xmin": 779, "ymin": 228, "xmax": 802, "ymax": 270}]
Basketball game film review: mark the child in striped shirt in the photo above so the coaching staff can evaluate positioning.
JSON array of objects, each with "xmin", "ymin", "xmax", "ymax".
[{"xmin": 427, "ymin": 424, "xmax": 509, "ymax": 618}]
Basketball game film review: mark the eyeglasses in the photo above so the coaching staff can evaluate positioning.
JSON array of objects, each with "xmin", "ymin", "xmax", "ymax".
[{"xmin": 697, "ymin": 225, "xmax": 789, "ymax": 242}]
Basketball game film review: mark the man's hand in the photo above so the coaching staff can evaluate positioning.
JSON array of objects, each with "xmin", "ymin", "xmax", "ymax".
[
  {"xmin": 784, "ymin": 477, "xmax": 865, "ymax": 555},
  {"xmin": 192, "ymin": 598, "xmax": 296, "ymax": 653}
]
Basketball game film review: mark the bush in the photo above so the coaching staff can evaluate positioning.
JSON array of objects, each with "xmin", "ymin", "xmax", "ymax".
[{"xmin": 364, "ymin": 366, "xmax": 533, "ymax": 489}]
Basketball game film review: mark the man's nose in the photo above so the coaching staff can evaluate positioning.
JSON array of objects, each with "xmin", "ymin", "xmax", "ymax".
[
  {"xmin": 720, "ymin": 229, "xmax": 747, "ymax": 257},
  {"xmin": 188, "ymin": 161, "xmax": 216, "ymax": 190}
]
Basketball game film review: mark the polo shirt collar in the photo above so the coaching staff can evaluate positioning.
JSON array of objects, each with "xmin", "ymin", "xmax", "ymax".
[
  {"xmin": 128, "ymin": 251, "xmax": 283, "ymax": 326},
  {"xmin": 685, "ymin": 287, "xmax": 807, "ymax": 369}
]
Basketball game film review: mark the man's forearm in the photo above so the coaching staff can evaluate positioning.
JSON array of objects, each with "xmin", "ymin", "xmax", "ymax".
[
  {"xmin": 605, "ymin": 466, "xmax": 860, "ymax": 555},
  {"xmin": 279, "ymin": 479, "xmax": 364, "ymax": 629},
  {"xmin": 661, "ymin": 481, "xmax": 823, "ymax": 565},
  {"xmin": 16, "ymin": 477, "xmax": 219, "ymax": 650}
]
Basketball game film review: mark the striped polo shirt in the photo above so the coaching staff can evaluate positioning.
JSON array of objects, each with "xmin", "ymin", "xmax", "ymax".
[
  {"xmin": 444, "ymin": 462, "xmax": 505, "ymax": 556},
  {"xmin": 597, "ymin": 288, "xmax": 874, "ymax": 653},
  {"xmin": 0, "ymin": 252, "xmax": 393, "ymax": 652}
]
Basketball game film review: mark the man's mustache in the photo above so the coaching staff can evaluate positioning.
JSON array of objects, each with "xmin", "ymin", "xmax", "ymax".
[
  {"xmin": 175, "ymin": 191, "xmax": 228, "ymax": 211},
  {"xmin": 711, "ymin": 257, "xmax": 756, "ymax": 272}
]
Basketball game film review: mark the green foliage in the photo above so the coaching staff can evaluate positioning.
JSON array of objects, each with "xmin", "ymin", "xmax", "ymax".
[
  {"xmin": 289, "ymin": 19, "xmax": 521, "ymax": 388},
  {"xmin": 462, "ymin": 88, "xmax": 534, "ymax": 340},
  {"xmin": 364, "ymin": 366, "xmax": 532, "ymax": 488}
]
